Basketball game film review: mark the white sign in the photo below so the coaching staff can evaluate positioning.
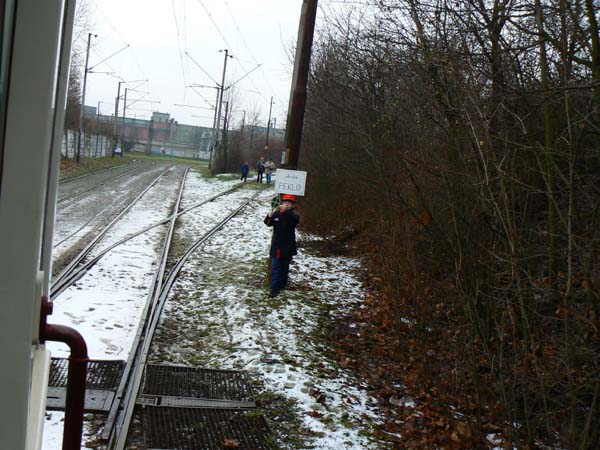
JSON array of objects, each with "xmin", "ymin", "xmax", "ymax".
[{"xmin": 274, "ymin": 169, "xmax": 307, "ymax": 196}]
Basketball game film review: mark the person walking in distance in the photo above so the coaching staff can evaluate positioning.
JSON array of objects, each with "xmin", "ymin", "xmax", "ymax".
[
  {"xmin": 240, "ymin": 162, "xmax": 249, "ymax": 182},
  {"xmin": 256, "ymin": 156, "xmax": 265, "ymax": 183},
  {"xmin": 264, "ymin": 194, "xmax": 299, "ymax": 298},
  {"xmin": 264, "ymin": 158, "xmax": 276, "ymax": 185}
]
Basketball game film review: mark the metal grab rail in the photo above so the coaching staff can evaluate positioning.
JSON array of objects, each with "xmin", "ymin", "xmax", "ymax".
[{"xmin": 39, "ymin": 297, "xmax": 88, "ymax": 450}]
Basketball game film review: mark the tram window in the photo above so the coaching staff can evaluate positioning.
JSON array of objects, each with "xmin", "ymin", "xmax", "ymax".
[{"xmin": 0, "ymin": 0, "xmax": 16, "ymax": 191}]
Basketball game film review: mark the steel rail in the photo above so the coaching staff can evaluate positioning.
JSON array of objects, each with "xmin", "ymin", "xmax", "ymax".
[
  {"xmin": 52, "ymin": 203, "xmax": 113, "ymax": 249},
  {"xmin": 51, "ymin": 167, "xmax": 173, "ymax": 299},
  {"xmin": 51, "ymin": 182, "xmax": 245, "ymax": 298},
  {"xmin": 102, "ymin": 166, "xmax": 190, "ymax": 445},
  {"xmin": 58, "ymin": 162, "xmax": 131, "ymax": 184},
  {"xmin": 57, "ymin": 165, "xmax": 144, "ymax": 204},
  {"xmin": 105, "ymin": 190, "xmax": 260, "ymax": 450}
]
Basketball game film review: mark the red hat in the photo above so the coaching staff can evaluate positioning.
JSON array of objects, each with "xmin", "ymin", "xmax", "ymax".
[{"xmin": 281, "ymin": 194, "xmax": 297, "ymax": 202}]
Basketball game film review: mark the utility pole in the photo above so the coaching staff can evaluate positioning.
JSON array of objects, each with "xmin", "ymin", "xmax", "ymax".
[
  {"xmin": 111, "ymin": 79, "xmax": 148, "ymax": 156},
  {"xmin": 76, "ymin": 32, "xmax": 96, "ymax": 162},
  {"xmin": 211, "ymin": 49, "xmax": 232, "ymax": 172},
  {"xmin": 239, "ymin": 109, "xmax": 246, "ymax": 164},
  {"xmin": 264, "ymin": 96, "xmax": 274, "ymax": 156},
  {"xmin": 147, "ymin": 117, "xmax": 153, "ymax": 154},
  {"xmin": 121, "ymin": 87, "xmax": 129, "ymax": 147},
  {"xmin": 222, "ymin": 101, "xmax": 230, "ymax": 171},
  {"xmin": 95, "ymin": 101, "xmax": 100, "ymax": 157},
  {"xmin": 208, "ymin": 87, "xmax": 221, "ymax": 169},
  {"xmin": 283, "ymin": 0, "xmax": 318, "ymax": 169},
  {"xmin": 112, "ymin": 81, "xmax": 123, "ymax": 157}
]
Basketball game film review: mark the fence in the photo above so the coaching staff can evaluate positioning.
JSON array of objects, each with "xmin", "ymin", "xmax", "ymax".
[{"xmin": 62, "ymin": 129, "xmax": 113, "ymax": 159}]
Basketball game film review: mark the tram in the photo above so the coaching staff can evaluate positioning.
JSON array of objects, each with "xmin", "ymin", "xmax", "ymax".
[{"xmin": 0, "ymin": 1, "xmax": 81, "ymax": 449}]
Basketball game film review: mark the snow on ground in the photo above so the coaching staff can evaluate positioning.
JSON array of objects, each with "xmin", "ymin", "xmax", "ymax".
[
  {"xmin": 42, "ymin": 168, "xmax": 239, "ymax": 449},
  {"xmin": 52, "ymin": 163, "xmax": 167, "ymax": 260},
  {"xmin": 43, "ymin": 169, "xmax": 387, "ymax": 449},
  {"xmin": 151, "ymin": 182, "xmax": 387, "ymax": 449}
]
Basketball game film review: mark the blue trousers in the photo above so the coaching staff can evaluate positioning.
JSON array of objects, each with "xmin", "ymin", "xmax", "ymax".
[
  {"xmin": 266, "ymin": 173, "xmax": 272, "ymax": 184},
  {"xmin": 271, "ymin": 257, "xmax": 291, "ymax": 292}
]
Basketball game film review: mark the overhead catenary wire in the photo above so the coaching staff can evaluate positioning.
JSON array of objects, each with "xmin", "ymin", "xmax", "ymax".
[
  {"xmin": 90, "ymin": 47, "xmax": 123, "ymax": 81},
  {"xmin": 185, "ymin": 52, "xmax": 221, "ymax": 86},
  {"xmin": 195, "ymin": 0, "xmax": 268, "ymax": 103},
  {"xmin": 222, "ymin": 0, "xmax": 283, "ymax": 105},
  {"xmin": 88, "ymin": 44, "xmax": 130, "ymax": 72},
  {"xmin": 93, "ymin": 2, "xmax": 149, "ymax": 82},
  {"xmin": 195, "ymin": 0, "xmax": 235, "ymax": 51},
  {"xmin": 172, "ymin": 0, "xmax": 190, "ymax": 92},
  {"xmin": 187, "ymin": 87, "xmax": 217, "ymax": 108}
]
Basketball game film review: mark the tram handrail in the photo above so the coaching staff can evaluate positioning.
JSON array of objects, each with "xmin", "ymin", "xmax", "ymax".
[{"xmin": 39, "ymin": 297, "xmax": 88, "ymax": 450}]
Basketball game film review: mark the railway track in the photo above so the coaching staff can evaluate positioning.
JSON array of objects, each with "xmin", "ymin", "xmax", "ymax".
[
  {"xmin": 102, "ymin": 190, "xmax": 260, "ymax": 449},
  {"xmin": 56, "ymin": 164, "xmax": 144, "ymax": 205},
  {"xmin": 51, "ymin": 166, "xmax": 173, "ymax": 299},
  {"xmin": 52, "ymin": 163, "xmax": 170, "ymax": 255},
  {"xmin": 58, "ymin": 162, "xmax": 131, "ymax": 185},
  {"xmin": 50, "ymin": 168, "xmax": 263, "ymax": 447},
  {"xmin": 51, "ymin": 181, "xmax": 245, "ymax": 299}
]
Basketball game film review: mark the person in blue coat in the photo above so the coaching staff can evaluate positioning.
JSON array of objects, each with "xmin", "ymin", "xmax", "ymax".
[
  {"xmin": 264, "ymin": 194, "xmax": 300, "ymax": 297},
  {"xmin": 240, "ymin": 162, "xmax": 249, "ymax": 182}
]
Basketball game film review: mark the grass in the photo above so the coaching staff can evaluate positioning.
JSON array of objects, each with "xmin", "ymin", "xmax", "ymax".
[
  {"xmin": 59, "ymin": 156, "xmax": 132, "ymax": 181},
  {"xmin": 124, "ymin": 151, "xmax": 209, "ymax": 167}
]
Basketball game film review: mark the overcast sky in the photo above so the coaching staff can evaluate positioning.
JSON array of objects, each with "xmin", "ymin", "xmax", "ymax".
[{"xmin": 81, "ymin": 0, "xmax": 314, "ymax": 130}]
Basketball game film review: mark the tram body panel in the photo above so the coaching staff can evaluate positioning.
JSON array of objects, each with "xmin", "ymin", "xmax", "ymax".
[{"xmin": 0, "ymin": 0, "xmax": 75, "ymax": 448}]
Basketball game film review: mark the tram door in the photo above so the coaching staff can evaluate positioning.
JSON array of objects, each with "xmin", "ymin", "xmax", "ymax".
[{"xmin": 0, "ymin": 1, "xmax": 76, "ymax": 449}]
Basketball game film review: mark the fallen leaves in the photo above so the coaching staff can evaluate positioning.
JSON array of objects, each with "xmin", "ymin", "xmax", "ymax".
[
  {"xmin": 321, "ymin": 272, "xmax": 493, "ymax": 448},
  {"xmin": 310, "ymin": 388, "xmax": 327, "ymax": 404}
]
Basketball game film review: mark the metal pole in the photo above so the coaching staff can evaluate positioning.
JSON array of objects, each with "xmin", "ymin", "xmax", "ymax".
[
  {"xmin": 208, "ymin": 87, "xmax": 220, "ymax": 168},
  {"xmin": 77, "ymin": 32, "xmax": 95, "ymax": 163},
  {"xmin": 283, "ymin": 0, "xmax": 318, "ymax": 169},
  {"xmin": 121, "ymin": 88, "xmax": 128, "ymax": 147},
  {"xmin": 265, "ymin": 96, "xmax": 273, "ymax": 155},
  {"xmin": 212, "ymin": 49, "xmax": 232, "ymax": 171},
  {"xmin": 222, "ymin": 101, "xmax": 229, "ymax": 170},
  {"xmin": 95, "ymin": 101, "xmax": 100, "ymax": 157},
  {"xmin": 112, "ymin": 81, "xmax": 122, "ymax": 157}
]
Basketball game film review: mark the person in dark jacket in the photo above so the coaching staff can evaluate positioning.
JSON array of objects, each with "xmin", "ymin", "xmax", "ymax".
[
  {"xmin": 264, "ymin": 193, "xmax": 300, "ymax": 297},
  {"xmin": 240, "ymin": 162, "xmax": 249, "ymax": 182},
  {"xmin": 256, "ymin": 157, "xmax": 265, "ymax": 183}
]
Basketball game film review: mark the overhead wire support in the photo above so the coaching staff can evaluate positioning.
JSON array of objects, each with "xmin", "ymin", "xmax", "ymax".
[
  {"xmin": 174, "ymin": 103, "xmax": 215, "ymax": 111},
  {"xmin": 184, "ymin": 52, "xmax": 221, "ymax": 86},
  {"xmin": 210, "ymin": 49, "xmax": 233, "ymax": 171},
  {"xmin": 88, "ymin": 44, "xmax": 130, "ymax": 72},
  {"xmin": 112, "ymin": 79, "xmax": 150, "ymax": 154},
  {"xmin": 187, "ymin": 86, "xmax": 218, "ymax": 109},
  {"xmin": 77, "ymin": 32, "xmax": 97, "ymax": 163},
  {"xmin": 228, "ymin": 63, "xmax": 263, "ymax": 89}
]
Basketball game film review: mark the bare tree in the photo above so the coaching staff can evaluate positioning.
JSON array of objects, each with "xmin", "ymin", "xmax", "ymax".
[{"xmin": 300, "ymin": 0, "xmax": 600, "ymax": 447}]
